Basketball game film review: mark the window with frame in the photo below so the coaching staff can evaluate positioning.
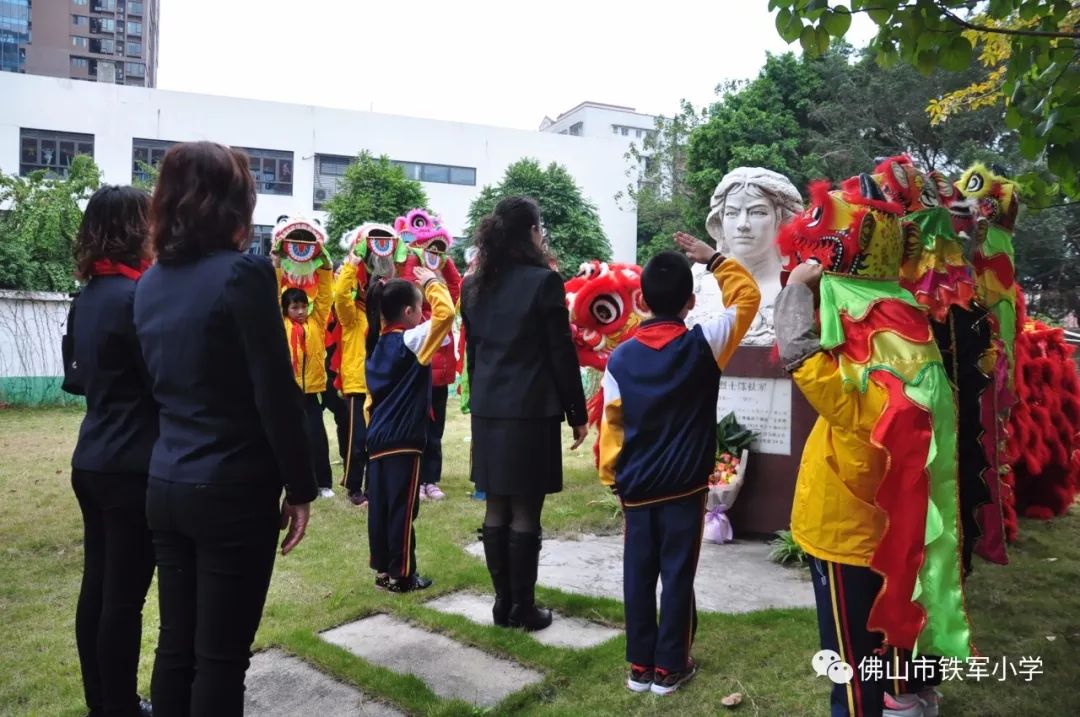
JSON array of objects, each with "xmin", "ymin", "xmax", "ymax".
[
  {"xmin": 131, "ymin": 138, "xmax": 174, "ymax": 183},
  {"xmin": 90, "ymin": 17, "xmax": 115, "ymax": 33},
  {"xmin": 569, "ymin": 122, "xmax": 584, "ymax": 136},
  {"xmin": 92, "ymin": 0, "xmax": 117, "ymax": 11},
  {"xmin": 611, "ymin": 125, "xmax": 619, "ymax": 134},
  {"xmin": 71, "ymin": 57, "xmax": 89, "ymax": 70},
  {"xmin": 19, "ymin": 128, "xmax": 94, "ymax": 177},
  {"xmin": 128, "ymin": 1, "xmax": 144, "ymax": 15},
  {"xmin": 73, "ymin": 0, "xmax": 89, "ymax": 5},
  {"xmin": 125, "ymin": 61, "xmax": 144, "ymax": 76},
  {"xmin": 620, "ymin": 127, "xmax": 629, "ymax": 136},
  {"xmin": 313, "ymin": 154, "xmax": 352, "ymax": 209},
  {"xmin": 90, "ymin": 37, "xmax": 115, "ymax": 54},
  {"xmin": 247, "ymin": 225, "xmax": 274, "ymax": 255},
  {"xmin": 72, "ymin": 36, "xmax": 88, "ymax": 49},
  {"xmin": 238, "ymin": 147, "xmax": 294, "ymax": 196},
  {"xmin": 127, "ymin": 20, "xmax": 142, "ymax": 35},
  {"xmin": 389, "ymin": 160, "xmax": 476, "ymax": 186},
  {"xmin": 73, "ymin": 14, "xmax": 88, "ymax": 27},
  {"xmin": 126, "ymin": 41, "xmax": 141, "ymax": 56}
]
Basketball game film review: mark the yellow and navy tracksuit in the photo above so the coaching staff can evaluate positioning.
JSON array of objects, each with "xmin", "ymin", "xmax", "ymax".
[
  {"xmin": 365, "ymin": 279, "xmax": 454, "ymax": 578},
  {"xmin": 280, "ymin": 266, "xmax": 334, "ymax": 489},
  {"xmin": 333, "ymin": 263, "xmax": 370, "ymax": 495},
  {"xmin": 599, "ymin": 256, "xmax": 759, "ymax": 672}
]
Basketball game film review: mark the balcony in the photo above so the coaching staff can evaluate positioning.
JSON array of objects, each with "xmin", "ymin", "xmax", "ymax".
[{"xmin": 91, "ymin": 0, "xmax": 117, "ymax": 12}]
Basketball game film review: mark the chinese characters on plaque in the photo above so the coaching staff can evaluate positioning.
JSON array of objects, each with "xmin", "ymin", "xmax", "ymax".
[{"xmin": 717, "ymin": 377, "xmax": 793, "ymax": 456}]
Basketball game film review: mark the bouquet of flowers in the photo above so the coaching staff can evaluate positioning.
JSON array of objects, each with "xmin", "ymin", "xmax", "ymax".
[{"xmin": 704, "ymin": 413, "xmax": 757, "ymax": 544}]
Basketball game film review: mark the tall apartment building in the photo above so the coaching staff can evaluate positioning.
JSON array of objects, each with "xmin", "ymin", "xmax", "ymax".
[
  {"xmin": 0, "ymin": 0, "xmax": 158, "ymax": 87},
  {"xmin": 540, "ymin": 101, "xmax": 658, "ymax": 188}
]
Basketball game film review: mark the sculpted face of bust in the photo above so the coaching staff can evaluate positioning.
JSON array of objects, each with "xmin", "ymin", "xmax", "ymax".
[{"xmin": 721, "ymin": 186, "xmax": 783, "ymax": 270}]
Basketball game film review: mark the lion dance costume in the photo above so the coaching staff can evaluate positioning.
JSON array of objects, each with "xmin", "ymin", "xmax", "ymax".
[
  {"xmin": 775, "ymin": 174, "xmax": 971, "ymax": 715},
  {"xmin": 872, "ymin": 156, "xmax": 1008, "ymax": 572},
  {"xmin": 564, "ymin": 261, "xmax": 650, "ymax": 461}
]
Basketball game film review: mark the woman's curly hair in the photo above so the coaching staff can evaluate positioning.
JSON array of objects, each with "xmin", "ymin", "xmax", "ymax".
[
  {"xmin": 151, "ymin": 141, "xmax": 256, "ymax": 264},
  {"xmin": 73, "ymin": 185, "xmax": 151, "ymax": 281}
]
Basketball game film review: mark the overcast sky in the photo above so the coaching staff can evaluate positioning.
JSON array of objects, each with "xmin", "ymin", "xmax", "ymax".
[{"xmin": 157, "ymin": 0, "xmax": 877, "ymax": 130}]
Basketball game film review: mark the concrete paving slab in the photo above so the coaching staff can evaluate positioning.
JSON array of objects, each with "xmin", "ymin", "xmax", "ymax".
[
  {"xmin": 244, "ymin": 649, "xmax": 405, "ymax": 717},
  {"xmin": 465, "ymin": 534, "xmax": 813, "ymax": 613},
  {"xmin": 320, "ymin": 614, "xmax": 543, "ymax": 708},
  {"xmin": 424, "ymin": 592, "xmax": 620, "ymax": 649}
]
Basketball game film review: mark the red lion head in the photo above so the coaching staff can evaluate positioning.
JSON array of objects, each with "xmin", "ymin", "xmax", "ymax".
[{"xmin": 564, "ymin": 261, "xmax": 650, "ymax": 371}]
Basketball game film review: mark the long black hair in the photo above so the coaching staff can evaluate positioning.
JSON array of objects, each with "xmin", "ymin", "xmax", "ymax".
[
  {"xmin": 469, "ymin": 196, "xmax": 547, "ymax": 298},
  {"xmin": 365, "ymin": 278, "xmax": 421, "ymax": 353}
]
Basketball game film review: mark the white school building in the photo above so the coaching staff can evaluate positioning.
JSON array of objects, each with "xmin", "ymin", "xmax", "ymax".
[{"xmin": 1, "ymin": 73, "xmax": 639, "ymax": 261}]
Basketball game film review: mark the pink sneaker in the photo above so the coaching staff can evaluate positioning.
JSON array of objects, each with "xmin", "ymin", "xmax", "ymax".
[
  {"xmin": 426, "ymin": 484, "xmax": 446, "ymax": 501},
  {"xmin": 883, "ymin": 693, "xmax": 925, "ymax": 717},
  {"xmin": 418, "ymin": 485, "xmax": 430, "ymax": 501}
]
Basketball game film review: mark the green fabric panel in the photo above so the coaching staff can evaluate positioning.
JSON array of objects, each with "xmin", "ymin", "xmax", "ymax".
[
  {"xmin": 906, "ymin": 207, "xmax": 960, "ymax": 248},
  {"xmin": 905, "ymin": 372, "xmax": 971, "ymax": 659},
  {"xmin": 982, "ymin": 225, "xmax": 1015, "ymax": 262},
  {"xmin": 818, "ymin": 274, "xmax": 922, "ymax": 350}
]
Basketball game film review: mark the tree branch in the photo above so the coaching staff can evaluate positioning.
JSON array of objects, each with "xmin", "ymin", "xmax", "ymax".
[{"xmin": 848, "ymin": 2, "xmax": 1080, "ymax": 40}]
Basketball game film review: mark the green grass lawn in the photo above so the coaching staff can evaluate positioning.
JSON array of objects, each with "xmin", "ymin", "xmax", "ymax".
[{"xmin": 1, "ymin": 405, "xmax": 1078, "ymax": 716}]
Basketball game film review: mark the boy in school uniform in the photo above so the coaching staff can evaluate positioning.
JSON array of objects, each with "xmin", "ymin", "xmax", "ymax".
[
  {"xmin": 599, "ymin": 233, "xmax": 760, "ymax": 695},
  {"xmin": 364, "ymin": 267, "xmax": 455, "ymax": 592}
]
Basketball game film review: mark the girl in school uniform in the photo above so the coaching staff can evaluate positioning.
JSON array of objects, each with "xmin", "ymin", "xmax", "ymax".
[{"xmin": 363, "ymin": 266, "xmax": 455, "ymax": 592}]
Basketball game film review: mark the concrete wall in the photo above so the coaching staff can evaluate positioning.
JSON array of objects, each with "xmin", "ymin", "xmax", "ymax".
[
  {"xmin": 1, "ymin": 73, "xmax": 638, "ymax": 262},
  {"xmin": 0, "ymin": 290, "xmax": 80, "ymax": 407}
]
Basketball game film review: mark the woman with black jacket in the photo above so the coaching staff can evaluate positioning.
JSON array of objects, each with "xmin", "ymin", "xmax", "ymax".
[
  {"xmin": 133, "ymin": 142, "xmax": 317, "ymax": 717},
  {"xmin": 461, "ymin": 196, "xmax": 588, "ymax": 632},
  {"xmin": 69, "ymin": 186, "xmax": 156, "ymax": 717}
]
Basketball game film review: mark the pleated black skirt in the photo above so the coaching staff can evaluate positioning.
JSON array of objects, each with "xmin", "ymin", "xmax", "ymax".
[{"xmin": 470, "ymin": 416, "xmax": 563, "ymax": 496}]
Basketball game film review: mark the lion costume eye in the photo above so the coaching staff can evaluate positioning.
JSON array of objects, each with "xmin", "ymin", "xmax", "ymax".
[
  {"xmin": 965, "ymin": 172, "xmax": 985, "ymax": 194},
  {"xmin": 920, "ymin": 180, "xmax": 940, "ymax": 207},
  {"xmin": 807, "ymin": 205, "xmax": 824, "ymax": 228},
  {"xmin": 590, "ymin": 295, "xmax": 624, "ymax": 325}
]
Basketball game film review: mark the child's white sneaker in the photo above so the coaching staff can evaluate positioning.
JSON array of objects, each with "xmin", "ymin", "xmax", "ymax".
[{"xmin": 319, "ymin": 488, "xmax": 334, "ymax": 499}]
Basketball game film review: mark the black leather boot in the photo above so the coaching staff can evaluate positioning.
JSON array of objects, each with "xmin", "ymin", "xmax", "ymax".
[
  {"xmin": 480, "ymin": 525, "xmax": 511, "ymax": 626},
  {"xmin": 507, "ymin": 529, "xmax": 552, "ymax": 631}
]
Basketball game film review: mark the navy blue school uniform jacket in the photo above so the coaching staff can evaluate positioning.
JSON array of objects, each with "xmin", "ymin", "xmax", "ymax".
[
  {"xmin": 598, "ymin": 257, "xmax": 760, "ymax": 508},
  {"xmin": 364, "ymin": 280, "xmax": 455, "ymax": 458},
  {"xmin": 71, "ymin": 273, "xmax": 158, "ymax": 474},
  {"xmin": 134, "ymin": 252, "xmax": 318, "ymax": 505}
]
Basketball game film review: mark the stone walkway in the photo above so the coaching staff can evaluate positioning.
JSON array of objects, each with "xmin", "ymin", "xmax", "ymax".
[
  {"xmin": 425, "ymin": 592, "xmax": 621, "ymax": 649},
  {"xmin": 466, "ymin": 534, "xmax": 814, "ymax": 613},
  {"xmin": 244, "ymin": 649, "xmax": 405, "ymax": 717},
  {"xmin": 321, "ymin": 613, "xmax": 544, "ymax": 708},
  {"xmin": 243, "ymin": 535, "xmax": 812, "ymax": 714}
]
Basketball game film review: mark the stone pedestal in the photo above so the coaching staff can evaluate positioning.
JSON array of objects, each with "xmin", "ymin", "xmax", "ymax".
[{"xmin": 719, "ymin": 345, "xmax": 816, "ymax": 536}]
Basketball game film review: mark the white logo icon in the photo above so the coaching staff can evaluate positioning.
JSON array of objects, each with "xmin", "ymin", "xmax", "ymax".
[
  {"xmin": 812, "ymin": 649, "xmax": 841, "ymax": 677},
  {"xmin": 828, "ymin": 661, "xmax": 855, "ymax": 685}
]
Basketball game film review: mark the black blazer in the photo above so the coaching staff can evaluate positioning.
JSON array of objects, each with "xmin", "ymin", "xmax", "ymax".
[
  {"xmin": 134, "ymin": 252, "xmax": 318, "ymax": 504},
  {"xmin": 462, "ymin": 265, "xmax": 587, "ymax": 426},
  {"xmin": 71, "ymin": 274, "xmax": 158, "ymax": 475}
]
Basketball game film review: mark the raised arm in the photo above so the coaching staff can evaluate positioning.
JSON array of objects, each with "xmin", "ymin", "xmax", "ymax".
[
  {"xmin": 537, "ymin": 271, "xmax": 588, "ymax": 428},
  {"xmin": 311, "ymin": 266, "xmax": 333, "ymax": 327},
  {"xmin": 402, "ymin": 279, "xmax": 455, "ymax": 366},
  {"xmin": 225, "ymin": 256, "xmax": 318, "ymax": 505},
  {"xmin": 334, "ymin": 261, "xmax": 361, "ymax": 329},
  {"xmin": 699, "ymin": 256, "xmax": 761, "ymax": 369}
]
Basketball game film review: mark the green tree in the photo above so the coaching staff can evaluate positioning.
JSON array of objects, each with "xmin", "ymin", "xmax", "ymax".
[
  {"xmin": 323, "ymin": 152, "xmax": 428, "ymax": 245},
  {"xmin": 769, "ymin": 0, "xmax": 1080, "ymax": 201},
  {"xmin": 620, "ymin": 101, "xmax": 708, "ymax": 265},
  {"xmin": 461, "ymin": 159, "xmax": 611, "ymax": 275},
  {"xmin": 0, "ymin": 155, "xmax": 101, "ymax": 292}
]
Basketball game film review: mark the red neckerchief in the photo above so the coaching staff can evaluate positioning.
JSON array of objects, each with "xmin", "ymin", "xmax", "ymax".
[
  {"xmin": 635, "ymin": 319, "xmax": 688, "ymax": 350},
  {"xmin": 288, "ymin": 319, "xmax": 306, "ymax": 375},
  {"xmin": 381, "ymin": 323, "xmax": 407, "ymax": 335},
  {"xmin": 89, "ymin": 259, "xmax": 151, "ymax": 280}
]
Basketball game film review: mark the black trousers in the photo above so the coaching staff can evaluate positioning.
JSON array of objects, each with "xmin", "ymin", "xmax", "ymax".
[
  {"xmin": 146, "ymin": 478, "xmax": 281, "ymax": 717},
  {"xmin": 341, "ymin": 394, "xmax": 368, "ymax": 495},
  {"xmin": 623, "ymin": 492, "xmax": 705, "ymax": 672},
  {"xmin": 420, "ymin": 386, "xmax": 448, "ymax": 485},
  {"xmin": 321, "ymin": 387, "xmax": 349, "ymax": 463},
  {"xmin": 73, "ymin": 470, "xmax": 156, "ymax": 717},
  {"xmin": 367, "ymin": 452, "xmax": 422, "ymax": 578},
  {"xmin": 302, "ymin": 392, "xmax": 333, "ymax": 489},
  {"xmin": 810, "ymin": 557, "xmax": 941, "ymax": 717}
]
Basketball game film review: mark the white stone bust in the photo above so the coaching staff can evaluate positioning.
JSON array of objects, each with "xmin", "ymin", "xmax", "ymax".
[{"xmin": 687, "ymin": 167, "xmax": 803, "ymax": 345}]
